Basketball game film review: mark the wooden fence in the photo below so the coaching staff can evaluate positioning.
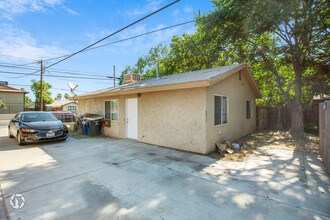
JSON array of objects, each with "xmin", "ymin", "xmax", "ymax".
[
  {"xmin": 319, "ymin": 101, "xmax": 330, "ymax": 174},
  {"xmin": 256, "ymin": 105, "xmax": 319, "ymax": 130}
]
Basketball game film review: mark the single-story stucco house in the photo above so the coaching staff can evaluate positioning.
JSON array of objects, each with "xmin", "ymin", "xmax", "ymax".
[
  {"xmin": 46, "ymin": 100, "xmax": 78, "ymax": 115},
  {"xmin": 0, "ymin": 83, "xmax": 29, "ymax": 114},
  {"xmin": 76, "ymin": 63, "xmax": 262, "ymax": 154}
]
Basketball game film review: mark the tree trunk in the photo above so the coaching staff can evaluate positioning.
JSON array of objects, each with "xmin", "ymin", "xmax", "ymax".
[
  {"xmin": 288, "ymin": 60, "xmax": 306, "ymax": 138},
  {"xmin": 289, "ymin": 104, "xmax": 305, "ymax": 138}
]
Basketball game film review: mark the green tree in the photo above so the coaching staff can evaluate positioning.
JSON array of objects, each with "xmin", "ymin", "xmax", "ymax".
[
  {"xmin": 0, "ymin": 99, "xmax": 6, "ymax": 110},
  {"xmin": 24, "ymin": 96, "xmax": 33, "ymax": 108},
  {"xmin": 56, "ymin": 93, "xmax": 62, "ymax": 100},
  {"xmin": 30, "ymin": 80, "xmax": 53, "ymax": 109},
  {"xmin": 199, "ymin": 0, "xmax": 330, "ymax": 137},
  {"xmin": 119, "ymin": 44, "xmax": 169, "ymax": 84},
  {"xmin": 64, "ymin": 93, "xmax": 70, "ymax": 100},
  {"xmin": 164, "ymin": 32, "xmax": 238, "ymax": 75}
]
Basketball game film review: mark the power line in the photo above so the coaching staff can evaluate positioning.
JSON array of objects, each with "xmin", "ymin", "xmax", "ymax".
[
  {"xmin": 0, "ymin": 19, "xmax": 195, "ymax": 78},
  {"xmin": 1, "ymin": 18, "xmax": 196, "ymax": 80},
  {"xmin": 0, "ymin": 54, "xmax": 37, "ymax": 62},
  {"xmin": 0, "ymin": 62, "xmax": 113, "ymax": 77},
  {"xmin": 0, "ymin": 70, "xmax": 117, "ymax": 80},
  {"xmin": 44, "ymin": 0, "xmax": 181, "ymax": 70},
  {"xmin": 15, "ymin": 0, "xmax": 181, "ymax": 78},
  {"xmin": 11, "ymin": 84, "xmax": 88, "ymax": 93},
  {"xmin": 44, "ymin": 19, "xmax": 196, "ymax": 62}
]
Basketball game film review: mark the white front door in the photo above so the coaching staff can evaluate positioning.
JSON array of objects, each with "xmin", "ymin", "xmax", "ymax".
[{"xmin": 126, "ymin": 98, "xmax": 138, "ymax": 139}]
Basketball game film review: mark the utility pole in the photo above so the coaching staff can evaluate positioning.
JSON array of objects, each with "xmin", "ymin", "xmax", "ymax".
[
  {"xmin": 40, "ymin": 60, "xmax": 43, "ymax": 111},
  {"xmin": 113, "ymin": 65, "xmax": 116, "ymax": 87}
]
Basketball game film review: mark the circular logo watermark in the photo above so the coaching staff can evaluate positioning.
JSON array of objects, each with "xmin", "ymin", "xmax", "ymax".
[{"xmin": 9, "ymin": 194, "xmax": 25, "ymax": 209}]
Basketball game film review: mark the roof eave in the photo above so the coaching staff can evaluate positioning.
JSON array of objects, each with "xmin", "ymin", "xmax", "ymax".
[{"xmin": 76, "ymin": 80, "xmax": 211, "ymax": 100}]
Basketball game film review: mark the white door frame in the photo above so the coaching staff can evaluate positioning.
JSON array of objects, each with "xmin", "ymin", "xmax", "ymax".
[{"xmin": 125, "ymin": 98, "xmax": 138, "ymax": 139}]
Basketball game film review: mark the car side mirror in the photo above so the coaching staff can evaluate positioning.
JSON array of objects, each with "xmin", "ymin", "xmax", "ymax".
[{"xmin": 11, "ymin": 119, "xmax": 18, "ymax": 123}]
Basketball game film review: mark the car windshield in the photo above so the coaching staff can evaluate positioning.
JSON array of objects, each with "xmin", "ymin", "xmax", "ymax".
[{"xmin": 21, "ymin": 113, "xmax": 59, "ymax": 122}]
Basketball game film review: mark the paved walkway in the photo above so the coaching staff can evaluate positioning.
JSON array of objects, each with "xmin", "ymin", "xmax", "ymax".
[{"xmin": 0, "ymin": 128, "xmax": 329, "ymax": 219}]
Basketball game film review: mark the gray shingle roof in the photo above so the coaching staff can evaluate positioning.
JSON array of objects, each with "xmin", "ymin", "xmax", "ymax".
[{"xmin": 79, "ymin": 64, "xmax": 244, "ymax": 97}]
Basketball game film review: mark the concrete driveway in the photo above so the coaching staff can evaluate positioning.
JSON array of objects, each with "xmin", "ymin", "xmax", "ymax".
[{"xmin": 0, "ymin": 120, "xmax": 329, "ymax": 220}]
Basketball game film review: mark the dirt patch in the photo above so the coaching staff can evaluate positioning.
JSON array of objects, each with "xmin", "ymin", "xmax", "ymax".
[{"xmin": 208, "ymin": 130, "xmax": 319, "ymax": 162}]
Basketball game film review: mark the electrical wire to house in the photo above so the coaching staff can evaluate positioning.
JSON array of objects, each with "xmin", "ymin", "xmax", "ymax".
[{"xmin": 11, "ymin": 0, "xmax": 181, "ymax": 78}]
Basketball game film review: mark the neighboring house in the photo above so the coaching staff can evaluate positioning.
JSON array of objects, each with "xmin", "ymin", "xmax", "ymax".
[
  {"xmin": 0, "ymin": 83, "xmax": 28, "ymax": 114},
  {"xmin": 25, "ymin": 103, "xmax": 36, "ymax": 111},
  {"xmin": 76, "ymin": 64, "xmax": 262, "ymax": 154},
  {"xmin": 46, "ymin": 100, "xmax": 78, "ymax": 115}
]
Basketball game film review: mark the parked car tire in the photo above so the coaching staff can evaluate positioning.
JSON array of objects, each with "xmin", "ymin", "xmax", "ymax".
[
  {"xmin": 17, "ymin": 132, "xmax": 25, "ymax": 145},
  {"xmin": 8, "ymin": 128, "xmax": 13, "ymax": 138}
]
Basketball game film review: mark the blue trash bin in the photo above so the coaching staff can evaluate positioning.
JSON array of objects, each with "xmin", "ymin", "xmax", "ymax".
[{"xmin": 82, "ymin": 119, "xmax": 88, "ymax": 135}]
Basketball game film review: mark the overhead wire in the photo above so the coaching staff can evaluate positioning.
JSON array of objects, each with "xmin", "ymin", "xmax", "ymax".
[
  {"xmin": 44, "ymin": 19, "xmax": 196, "ymax": 62},
  {"xmin": 10, "ymin": 83, "xmax": 88, "ymax": 93},
  {"xmin": 0, "ymin": 70, "xmax": 113, "ymax": 80},
  {"xmin": 13, "ymin": 0, "xmax": 181, "ymax": 78},
  {"xmin": 0, "ymin": 18, "xmax": 196, "ymax": 79},
  {"xmin": 0, "ymin": 64, "xmax": 113, "ymax": 78}
]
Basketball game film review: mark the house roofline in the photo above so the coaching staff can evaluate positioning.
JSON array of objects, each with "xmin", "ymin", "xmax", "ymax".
[
  {"xmin": 76, "ymin": 64, "xmax": 262, "ymax": 100},
  {"xmin": 0, "ymin": 84, "xmax": 29, "ymax": 94},
  {"xmin": 76, "ymin": 80, "xmax": 210, "ymax": 100}
]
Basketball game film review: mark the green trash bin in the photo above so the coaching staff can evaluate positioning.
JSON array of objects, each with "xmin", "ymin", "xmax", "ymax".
[{"xmin": 87, "ymin": 120, "xmax": 101, "ymax": 136}]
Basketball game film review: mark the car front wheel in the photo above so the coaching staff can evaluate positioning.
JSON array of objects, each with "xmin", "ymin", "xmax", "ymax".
[{"xmin": 17, "ymin": 132, "xmax": 25, "ymax": 145}]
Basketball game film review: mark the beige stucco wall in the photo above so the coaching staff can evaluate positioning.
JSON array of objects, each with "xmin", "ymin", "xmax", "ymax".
[
  {"xmin": 205, "ymin": 69, "xmax": 257, "ymax": 153},
  {"xmin": 78, "ymin": 88, "xmax": 208, "ymax": 154},
  {"xmin": 78, "ymin": 70, "xmax": 258, "ymax": 154},
  {"xmin": 0, "ymin": 91, "xmax": 25, "ymax": 114},
  {"xmin": 138, "ymin": 87, "xmax": 207, "ymax": 153},
  {"xmin": 78, "ymin": 94, "xmax": 137, "ymax": 139}
]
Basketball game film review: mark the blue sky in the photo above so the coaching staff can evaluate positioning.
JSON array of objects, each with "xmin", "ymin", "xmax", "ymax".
[{"xmin": 0, "ymin": 0, "xmax": 214, "ymax": 101}]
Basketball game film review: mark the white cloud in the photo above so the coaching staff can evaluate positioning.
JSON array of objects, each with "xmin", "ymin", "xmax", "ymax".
[
  {"xmin": 183, "ymin": 6, "xmax": 192, "ymax": 13},
  {"xmin": 62, "ymin": 5, "xmax": 79, "ymax": 16},
  {"xmin": 0, "ymin": 0, "xmax": 78, "ymax": 18},
  {"xmin": 0, "ymin": 24, "xmax": 68, "ymax": 61},
  {"xmin": 126, "ymin": 0, "xmax": 163, "ymax": 16}
]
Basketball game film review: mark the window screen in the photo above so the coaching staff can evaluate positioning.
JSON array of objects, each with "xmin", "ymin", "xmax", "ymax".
[
  {"xmin": 214, "ymin": 95, "xmax": 228, "ymax": 126},
  {"xmin": 246, "ymin": 100, "xmax": 252, "ymax": 119},
  {"xmin": 105, "ymin": 100, "xmax": 119, "ymax": 120},
  {"xmin": 214, "ymin": 96, "xmax": 222, "ymax": 125}
]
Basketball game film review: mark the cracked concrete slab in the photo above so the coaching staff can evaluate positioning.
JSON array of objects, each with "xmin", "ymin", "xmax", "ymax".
[{"xmin": 0, "ymin": 121, "xmax": 329, "ymax": 219}]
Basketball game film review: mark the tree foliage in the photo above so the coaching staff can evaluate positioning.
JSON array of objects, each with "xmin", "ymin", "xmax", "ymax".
[
  {"xmin": 199, "ymin": 0, "xmax": 329, "ymax": 136},
  {"xmin": 64, "ymin": 93, "xmax": 70, "ymax": 100},
  {"xmin": 0, "ymin": 99, "xmax": 6, "ymax": 110},
  {"xmin": 56, "ymin": 93, "xmax": 62, "ymax": 100},
  {"xmin": 25, "ymin": 96, "xmax": 33, "ymax": 108},
  {"xmin": 30, "ymin": 80, "xmax": 53, "ymax": 108},
  {"xmin": 120, "ymin": 0, "xmax": 329, "ymax": 137}
]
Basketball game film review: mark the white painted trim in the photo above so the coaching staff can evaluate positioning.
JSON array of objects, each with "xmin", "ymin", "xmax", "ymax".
[
  {"xmin": 125, "ymin": 98, "xmax": 138, "ymax": 139},
  {"xmin": 104, "ymin": 99, "xmax": 119, "ymax": 121},
  {"xmin": 214, "ymin": 94, "xmax": 229, "ymax": 127}
]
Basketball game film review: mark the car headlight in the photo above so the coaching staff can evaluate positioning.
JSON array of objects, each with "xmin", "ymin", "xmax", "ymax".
[
  {"xmin": 61, "ymin": 125, "xmax": 68, "ymax": 131},
  {"xmin": 21, "ymin": 128, "xmax": 38, "ymax": 133}
]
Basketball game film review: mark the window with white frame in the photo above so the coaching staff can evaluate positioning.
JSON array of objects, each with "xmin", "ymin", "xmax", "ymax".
[
  {"xmin": 246, "ymin": 100, "xmax": 252, "ymax": 119},
  {"xmin": 214, "ymin": 95, "xmax": 228, "ymax": 126},
  {"xmin": 68, "ymin": 106, "xmax": 76, "ymax": 111},
  {"xmin": 105, "ymin": 100, "xmax": 119, "ymax": 120}
]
